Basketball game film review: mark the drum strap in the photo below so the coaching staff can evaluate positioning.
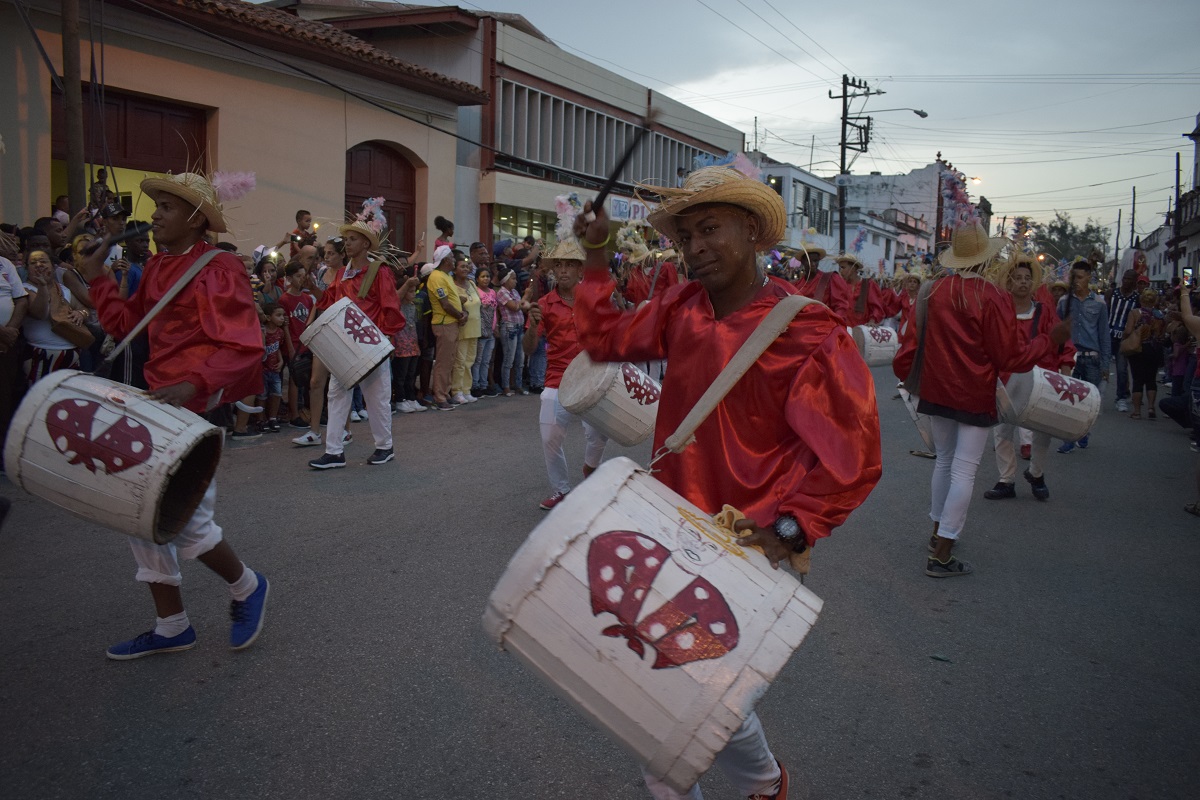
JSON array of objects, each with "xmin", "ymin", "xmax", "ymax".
[
  {"xmin": 646, "ymin": 259, "xmax": 667, "ymax": 301},
  {"xmin": 660, "ymin": 294, "xmax": 814, "ymax": 456},
  {"xmin": 94, "ymin": 248, "xmax": 222, "ymax": 379},
  {"xmin": 902, "ymin": 279, "xmax": 937, "ymax": 397},
  {"xmin": 356, "ymin": 260, "xmax": 383, "ymax": 300}
]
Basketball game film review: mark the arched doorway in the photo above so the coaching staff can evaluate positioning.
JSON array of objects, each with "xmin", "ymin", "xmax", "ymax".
[{"xmin": 345, "ymin": 141, "xmax": 415, "ymax": 251}]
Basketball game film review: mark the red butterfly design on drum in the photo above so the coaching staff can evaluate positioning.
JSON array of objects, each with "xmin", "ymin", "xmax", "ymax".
[
  {"xmin": 45, "ymin": 399, "xmax": 153, "ymax": 475},
  {"xmin": 869, "ymin": 327, "xmax": 892, "ymax": 344},
  {"xmin": 1042, "ymin": 371, "xmax": 1091, "ymax": 405},
  {"xmin": 621, "ymin": 364, "xmax": 660, "ymax": 406},
  {"xmin": 343, "ymin": 304, "xmax": 384, "ymax": 346},
  {"xmin": 587, "ymin": 531, "xmax": 739, "ymax": 669}
]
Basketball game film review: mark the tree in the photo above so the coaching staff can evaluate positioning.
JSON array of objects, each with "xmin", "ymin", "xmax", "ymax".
[{"xmin": 1030, "ymin": 212, "xmax": 1110, "ymax": 262}]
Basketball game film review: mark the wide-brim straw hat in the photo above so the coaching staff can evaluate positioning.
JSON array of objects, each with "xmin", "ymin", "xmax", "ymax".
[
  {"xmin": 834, "ymin": 253, "xmax": 863, "ymax": 270},
  {"xmin": 1004, "ymin": 253, "xmax": 1042, "ymax": 288},
  {"xmin": 938, "ymin": 222, "xmax": 1007, "ymax": 271},
  {"xmin": 638, "ymin": 166, "xmax": 786, "ymax": 251},
  {"xmin": 799, "ymin": 245, "xmax": 827, "ymax": 265},
  {"xmin": 141, "ymin": 172, "xmax": 228, "ymax": 233},
  {"xmin": 338, "ymin": 220, "xmax": 381, "ymax": 251},
  {"xmin": 544, "ymin": 238, "xmax": 585, "ymax": 262}
]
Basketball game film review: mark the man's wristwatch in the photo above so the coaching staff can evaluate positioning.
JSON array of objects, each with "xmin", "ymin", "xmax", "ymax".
[{"xmin": 772, "ymin": 514, "xmax": 807, "ymax": 553}]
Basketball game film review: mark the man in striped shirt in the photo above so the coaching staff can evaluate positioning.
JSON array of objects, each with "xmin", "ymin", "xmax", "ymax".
[{"xmin": 1107, "ymin": 269, "xmax": 1141, "ymax": 413}]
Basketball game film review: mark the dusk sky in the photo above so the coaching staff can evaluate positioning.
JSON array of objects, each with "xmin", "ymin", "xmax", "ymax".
[{"xmin": 419, "ymin": 0, "xmax": 1198, "ymax": 249}]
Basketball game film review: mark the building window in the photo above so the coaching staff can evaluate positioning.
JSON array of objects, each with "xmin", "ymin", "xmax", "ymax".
[{"xmin": 494, "ymin": 203, "xmax": 554, "ymax": 244}]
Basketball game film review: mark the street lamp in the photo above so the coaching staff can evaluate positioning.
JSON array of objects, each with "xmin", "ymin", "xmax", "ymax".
[{"xmin": 866, "ymin": 107, "xmax": 929, "ymax": 118}]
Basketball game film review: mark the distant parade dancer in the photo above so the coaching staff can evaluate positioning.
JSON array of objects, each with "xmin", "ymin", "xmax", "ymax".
[
  {"xmin": 78, "ymin": 171, "xmax": 270, "ymax": 660},
  {"xmin": 837, "ymin": 253, "xmax": 900, "ymax": 327},
  {"xmin": 790, "ymin": 244, "xmax": 851, "ymax": 322},
  {"xmin": 574, "ymin": 166, "xmax": 881, "ymax": 800},
  {"xmin": 894, "ymin": 210, "xmax": 1070, "ymax": 579},
  {"xmin": 984, "ymin": 253, "xmax": 1075, "ymax": 502}
]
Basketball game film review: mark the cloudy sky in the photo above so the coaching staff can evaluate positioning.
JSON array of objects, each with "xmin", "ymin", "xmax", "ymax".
[{"xmin": 418, "ymin": 0, "xmax": 1198, "ymax": 248}]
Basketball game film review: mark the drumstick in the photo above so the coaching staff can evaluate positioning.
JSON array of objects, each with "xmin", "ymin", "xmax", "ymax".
[{"xmin": 583, "ymin": 109, "xmax": 659, "ymax": 223}]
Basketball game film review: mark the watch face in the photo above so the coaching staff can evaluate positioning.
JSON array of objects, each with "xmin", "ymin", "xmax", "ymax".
[{"xmin": 775, "ymin": 515, "xmax": 800, "ymax": 542}]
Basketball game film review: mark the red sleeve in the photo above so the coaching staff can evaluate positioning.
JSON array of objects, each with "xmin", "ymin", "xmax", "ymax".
[
  {"xmin": 893, "ymin": 316, "xmax": 916, "ymax": 382},
  {"xmin": 91, "ymin": 273, "xmax": 148, "ymax": 341},
  {"xmin": 982, "ymin": 290, "xmax": 1054, "ymax": 375},
  {"xmin": 574, "ymin": 266, "xmax": 675, "ymax": 362},
  {"xmin": 183, "ymin": 266, "xmax": 265, "ymax": 399},
  {"xmin": 1038, "ymin": 300, "xmax": 1075, "ymax": 370},
  {"xmin": 876, "ymin": 285, "xmax": 903, "ymax": 319},
  {"xmin": 827, "ymin": 273, "xmax": 853, "ymax": 321},
  {"xmin": 373, "ymin": 268, "xmax": 405, "ymax": 335}
]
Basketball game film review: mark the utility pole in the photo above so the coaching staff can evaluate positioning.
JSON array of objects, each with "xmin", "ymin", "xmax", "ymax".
[
  {"xmin": 1172, "ymin": 152, "xmax": 1182, "ymax": 282},
  {"xmin": 753, "ymin": 117, "xmax": 758, "ymax": 152},
  {"xmin": 830, "ymin": 74, "xmax": 884, "ymax": 254},
  {"xmin": 1112, "ymin": 208, "xmax": 1121, "ymax": 282},
  {"xmin": 62, "ymin": 0, "xmax": 85, "ymax": 212},
  {"xmin": 1130, "ymin": 186, "xmax": 1136, "ymax": 246}
]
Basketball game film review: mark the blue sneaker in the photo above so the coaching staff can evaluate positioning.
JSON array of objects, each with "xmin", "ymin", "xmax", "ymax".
[
  {"xmin": 106, "ymin": 626, "xmax": 197, "ymax": 661},
  {"xmin": 1057, "ymin": 441, "xmax": 1075, "ymax": 454},
  {"xmin": 230, "ymin": 572, "xmax": 269, "ymax": 650},
  {"xmin": 1077, "ymin": 434, "xmax": 1089, "ymax": 449}
]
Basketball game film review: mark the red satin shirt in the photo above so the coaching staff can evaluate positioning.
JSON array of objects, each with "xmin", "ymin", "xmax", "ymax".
[
  {"xmin": 845, "ymin": 279, "xmax": 900, "ymax": 327},
  {"xmin": 535, "ymin": 289, "xmax": 583, "ymax": 390},
  {"xmin": 894, "ymin": 274, "xmax": 1056, "ymax": 422},
  {"xmin": 793, "ymin": 270, "xmax": 852, "ymax": 322},
  {"xmin": 316, "ymin": 261, "xmax": 404, "ymax": 336},
  {"xmin": 1000, "ymin": 300, "xmax": 1076, "ymax": 380},
  {"xmin": 575, "ymin": 269, "xmax": 881, "ymax": 547},
  {"xmin": 92, "ymin": 242, "xmax": 263, "ymax": 413}
]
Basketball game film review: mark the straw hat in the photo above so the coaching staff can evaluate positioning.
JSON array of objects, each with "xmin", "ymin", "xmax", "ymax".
[
  {"xmin": 616, "ymin": 222, "xmax": 652, "ymax": 264},
  {"xmin": 1003, "ymin": 252, "xmax": 1042, "ymax": 289},
  {"xmin": 339, "ymin": 220, "xmax": 380, "ymax": 250},
  {"xmin": 834, "ymin": 253, "xmax": 863, "ymax": 270},
  {"xmin": 637, "ymin": 166, "xmax": 786, "ymax": 251},
  {"xmin": 544, "ymin": 238, "xmax": 585, "ymax": 262},
  {"xmin": 141, "ymin": 172, "xmax": 229, "ymax": 233},
  {"xmin": 798, "ymin": 245, "xmax": 827, "ymax": 266},
  {"xmin": 938, "ymin": 222, "xmax": 1007, "ymax": 271}
]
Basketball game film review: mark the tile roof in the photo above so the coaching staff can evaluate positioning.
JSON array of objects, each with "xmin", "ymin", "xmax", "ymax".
[{"xmin": 127, "ymin": 0, "xmax": 488, "ymax": 103}]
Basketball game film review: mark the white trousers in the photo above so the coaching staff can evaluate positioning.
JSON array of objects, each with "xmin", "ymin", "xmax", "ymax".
[
  {"xmin": 993, "ymin": 423, "xmax": 1050, "ymax": 482},
  {"xmin": 129, "ymin": 480, "xmax": 222, "ymax": 585},
  {"xmin": 539, "ymin": 388, "xmax": 607, "ymax": 495},
  {"xmin": 325, "ymin": 359, "xmax": 393, "ymax": 456},
  {"xmin": 643, "ymin": 712, "xmax": 780, "ymax": 799},
  {"xmin": 929, "ymin": 417, "xmax": 991, "ymax": 540}
]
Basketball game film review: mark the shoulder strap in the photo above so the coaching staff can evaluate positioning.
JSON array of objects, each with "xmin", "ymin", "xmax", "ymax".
[
  {"xmin": 663, "ymin": 294, "xmax": 815, "ymax": 454},
  {"xmin": 95, "ymin": 248, "xmax": 222, "ymax": 377},
  {"xmin": 1032, "ymin": 302, "xmax": 1043, "ymax": 331},
  {"xmin": 357, "ymin": 260, "xmax": 383, "ymax": 299},
  {"xmin": 646, "ymin": 259, "xmax": 668, "ymax": 301},
  {"xmin": 902, "ymin": 278, "xmax": 937, "ymax": 396},
  {"xmin": 816, "ymin": 271, "xmax": 832, "ymax": 305}
]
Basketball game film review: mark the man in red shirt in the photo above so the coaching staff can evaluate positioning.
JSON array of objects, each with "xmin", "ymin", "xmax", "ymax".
[
  {"xmin": 307, "ymin": 210, "xmax": 405, "ymax": 470},
  {"xmin": 78, "ymin": 171, "xmax": 269, "ymax": 660},
  {"xmin": 837, "ymin": 254, "xmax": 901, "ymax": 327},
  {"xmin": 574, "ymin": 166, "xmax": 881, "ymax": 800},
  {"xmin": 524, "ymin": 239, "xmax": 608, "ymax": 511},
  {"xmin": 790, "ymin": 245, "xmax": 852, "ymax": 321}
]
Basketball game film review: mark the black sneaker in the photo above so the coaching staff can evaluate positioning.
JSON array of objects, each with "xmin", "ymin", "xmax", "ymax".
[
  {"xmin": 308, "ymin": 453, "xmax": 346, "ymax": 470},
  {"xmin": 1023, "ymin": 469, "xmax": 1050, "ymax": 501},
  {"xmin": 289, "ymin": 417, "xmax": 308, "ymax": 429},
  {"xmin": 231, "ymin": 429, "xmax": 261, "ymax": 440},
  {"xmin": 267, "ymin": 419, "xmax": 281, "ymax": 433},
  {"xmin": 367, "ymin": 448, "xmax": 394, "ymax": 465},
  {"xmin": 984, "ymin": 481, "xmax": 1016, "ymax": 500},
  {"xmin": 926, "ymin": 556, "xmax": 974, "ymax": 578}
]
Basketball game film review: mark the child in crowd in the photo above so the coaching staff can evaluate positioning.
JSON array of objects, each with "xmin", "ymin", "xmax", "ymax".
[
  {"xmin": 260, "ymin": 303, "xmax": 293, "ymax": 432},
  {"xmin": 393, "ymin": 267, "xmax": 425, "ymax": 413},
  {"xmin": 279, "ymin": 262, "xmax": 318, "ymax": 426},
  {"xmin": 473, "ymin": 268, "xmax": 500, "ymax": 396}
]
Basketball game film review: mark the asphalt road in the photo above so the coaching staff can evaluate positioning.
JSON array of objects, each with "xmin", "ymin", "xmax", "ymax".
[{"xmin": 1, "ymin": 368, "xmax": 1197, "ymax": 800}]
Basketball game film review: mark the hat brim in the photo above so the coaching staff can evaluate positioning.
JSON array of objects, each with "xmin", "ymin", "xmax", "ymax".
[
  {"xmin": 141, "ymin": 177, "xmax": 227, "ymax": 234},
  {"xmin": 937, "ymin": 236, "xmax": 1007, "ymax": 271},
  {"xmin": 338, "ymin": 222, "xmax": 381, "ymax": 251},
  {"xmin": 833, "ymin": 255, "xmax": 863, "ymax": 269},
  {"xmin": 644, "ymin": 183, "xmax": 785, "ymax": 251}
]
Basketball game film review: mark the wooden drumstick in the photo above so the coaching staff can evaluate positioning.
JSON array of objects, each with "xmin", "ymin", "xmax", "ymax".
[{"xmin": 583, "ymin": 109, "xmax": 659, "ymax": 223}]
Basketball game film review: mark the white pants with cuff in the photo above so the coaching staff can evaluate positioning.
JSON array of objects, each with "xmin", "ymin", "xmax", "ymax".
[
  {"xmin": 993, "ymin": 423, "xmax": 1050, "ymax": 482},
  {"xmin": 643, "ymin": 712, "xmax": 781, "ymax": 799},
  {"xmin": 129, "ymin": 480, "xmax": 222, "ymax": 584},
  {"xmin": 929, "ymin": 417, "xmax": 991, "ymax": 540},
  {"xmin": 325, "ymin": 359, "xmax": 393, "ymax": 456},
  {"xmin": 539, "ymin": 387, "xmax": 607, "ymax": 495}
]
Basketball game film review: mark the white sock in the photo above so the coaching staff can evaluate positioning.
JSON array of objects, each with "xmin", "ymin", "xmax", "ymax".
[
  {"xmin": 154, "ymin": 611, "xmax": 190, "ymax": 638},
  {"xmin": 228, "ymin": 564, "xmax": 259, "ymax": 602}
]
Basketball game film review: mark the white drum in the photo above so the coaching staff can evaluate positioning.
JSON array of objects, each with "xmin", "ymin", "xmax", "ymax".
[
  {"xmin": 558, "ymin": 352, "xmax": 660, "ymax": 447},
  {"xmin": 997, "ymin": 368, "xmax": 1100, "ymax": 442},
  {"xmin": 850, "ymin": 325, "xmax": 899, "ymax": 367},
  {"xmin": 300, "ymin": 296, "xmax": 394, "ymax": 387},
  {"xmin": 483, "ymin": 457, "xmax": 822, "ymax": 793},
  {"xmin": 3, "ymin": 370, "xmax": 223, "ymax": 544}
]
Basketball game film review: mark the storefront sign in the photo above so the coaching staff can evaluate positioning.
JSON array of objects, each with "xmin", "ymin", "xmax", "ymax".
[{"xmin": 609, "ymin": 196, "xmax": 653, "ymax": 222}]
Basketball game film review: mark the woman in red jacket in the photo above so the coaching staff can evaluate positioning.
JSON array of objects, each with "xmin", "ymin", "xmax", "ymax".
[
  {"xmin": 984, "ymin": 254, "xmax": 1076, "ymax": 502},
  {"xmin": 894, "ymin": 224, "xmax": 1070, "ymax": 578}
]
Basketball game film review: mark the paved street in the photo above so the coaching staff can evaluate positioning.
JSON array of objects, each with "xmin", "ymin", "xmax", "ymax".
[{"xmin": 1, "ymin": 366, "xmax": 1197, "ymax": 800}]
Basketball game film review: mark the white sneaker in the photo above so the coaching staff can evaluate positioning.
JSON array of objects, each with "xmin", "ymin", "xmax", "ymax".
[
  {"xmin": 350, "ymin": 411, "xmax": 362, "ymax": 422},
  {"xmin": 398, "ymin": 400, "xmax": 417, "ymax": 414},
  {"xmin": 292, "ymin": 430, "xmax": 322, "ymax": 447},
  {"xmin": 1115, "ymin": 399, "xmax": 1129, "ymax": 412},
  {"xmin": 411, "ymin": 400, "xmax": 427, "ymax": 412},
  {"xmin": 342, "ymin": 431, "xmax": 353, "ymax": 444},
  {"xmin": 359, "ymin": 409, "xmax": 369, "ymax": 420},
  {"xmin": 463, "ymin": 393, "xmax": 479, "ymax": 403},
  {"xmin": 451, "ymin": 392, "xmax": 468, "ymax": 405}
]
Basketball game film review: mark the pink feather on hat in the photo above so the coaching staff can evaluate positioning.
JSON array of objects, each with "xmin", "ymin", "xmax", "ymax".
[{"xmin": 211, "ymin": 171, "xmax": 256, "ymax": 203}]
